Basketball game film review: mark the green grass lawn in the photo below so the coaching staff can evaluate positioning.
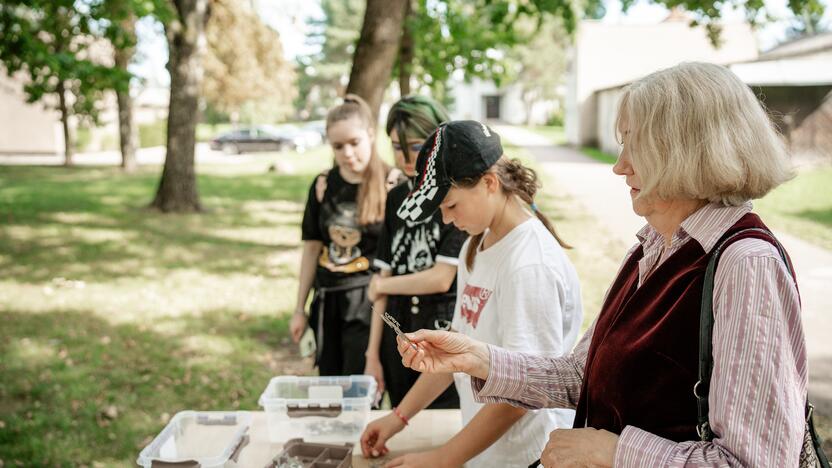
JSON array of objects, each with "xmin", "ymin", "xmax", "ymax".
[
  {"xmin": 522, "ymin": 125, "xmax": 566, "ymax": 146},
  {"xmin": 754, "ymin": 166, "xmax": 832, "ymax": 251},
  {"xmin": 522, "ymin": 127, "xmax": 619, "ymax": 165},
  {"xmin": 0, "ymin": 150, "xmax": 333, "ymax": 466},
  {"xmin": 571, "ymin": 145, "xmax": 832, "ymax": 250},
  {"xmin": 580, "ymin": 147, "xmax": 618, "ymax": 165}
]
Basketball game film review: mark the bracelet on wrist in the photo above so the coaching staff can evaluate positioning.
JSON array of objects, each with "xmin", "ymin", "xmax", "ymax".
[{"xmin": 392, "ymin": 406, "xmax": 409, "ymax": 426}]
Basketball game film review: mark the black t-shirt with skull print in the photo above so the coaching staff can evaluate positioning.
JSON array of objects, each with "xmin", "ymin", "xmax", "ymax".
[
  {"xmin": 301, "ymin": 169, "xmax": 383, "ymax": 288},
  {"xmin": 375, "ymin": 179, "xmax": 467, "ymax": 286}
]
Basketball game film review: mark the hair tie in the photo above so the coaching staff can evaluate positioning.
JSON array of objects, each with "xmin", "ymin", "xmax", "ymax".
[{"xmin": 530, "ymin": 202, "xmax": 539, "ymax": 212}]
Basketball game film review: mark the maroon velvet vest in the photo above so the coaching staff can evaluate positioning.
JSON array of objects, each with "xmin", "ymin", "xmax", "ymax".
[{"xmin": 573, "ymin": 213, "xmax": 784, "ymax": 441}]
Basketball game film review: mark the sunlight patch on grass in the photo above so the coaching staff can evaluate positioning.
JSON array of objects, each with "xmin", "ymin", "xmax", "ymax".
[
  {"xmin": 755, "ymin": 166, "xmax": 832, "ymax": 250},
  {"xmin": 4, "ymin": 224, "xmax": 61, "ymax": 242},
  {"xmin": 270, "ymin": 226, "xmax": 303, "ymax": 245},
  {"xmin": 183, "ymin": 334, "xmax": 235, "ymax": 359},
  {"xmin": 0, "ymin": 272, "xmax": 298, "ymax": 325},
  {"xmin": 265, "ymin": 250, "xmax": 302, "ymax": 273},
  {"xmin": 198, "ymin": 162, "xmax": 274, "ymax": 175},
  {"xmin": 209, "ymin": 227, "xmax": 294, "ymax": 245},
  {"xmin": 48, "ymin": 212, "xmax": 116, "ymax": 225},
  {"xmin": 242, "ymin": 199, "xmax": 304, "ymax": 212},
  {"xmin": 99, "ymin": 195, "xmax": 137, "ymax": 206},
  {"xmin": 241, "ymin": 200, "xmax": 304, "ymax": 224},
  {"xmin": 8, "ymin": 338, "xmax": 58, "ymax": 367},
  {"xmin": 523, "ymin": 125, "xmax": 566, "ymax": 145},
  {"xmin": 71, "ymin": 227, "xmax": 134, "ymax": 243},
  {"xmin": 149, "ymin": 317, "xmax": 190, "ymax": 336}
]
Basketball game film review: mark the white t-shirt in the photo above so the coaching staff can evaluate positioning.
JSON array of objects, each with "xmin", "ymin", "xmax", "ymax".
[{"xmin": 451, "ymin": 217, "xmax": 582, "ymax": 468}]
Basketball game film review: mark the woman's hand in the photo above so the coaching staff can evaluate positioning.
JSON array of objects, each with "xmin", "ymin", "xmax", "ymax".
[
  {"xmin": 396, "ymin": 329, "xmax": 491, "ymax": 380},
  {"xmin": 368, "ymin": 274, "xmax": 385, "ymax": 303},
  {"xmin": 385, "ymin": 449, "xmax": 458, "ymax": 468},
  {"xmin": 360, "ymin": 413, "xmax": 406, "ymax": 458},
  {"xmin": 289, "ymin": 311, "xmax": 308, "ymax": 343},
  {"xmin": 364, "ymin": 353, "xmax": 386, "ymax": 395},
  {"xmin": 540, "ymin": 428, "xmax": 618, "ymax": 468}
]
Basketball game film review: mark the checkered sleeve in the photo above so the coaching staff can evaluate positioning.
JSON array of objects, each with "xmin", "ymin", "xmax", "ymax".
[{"xmin": 396, "ymin": 129, "xmax": 443, "ymax": 221}]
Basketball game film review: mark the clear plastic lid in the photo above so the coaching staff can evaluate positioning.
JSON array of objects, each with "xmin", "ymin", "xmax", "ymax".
[
  {"xmin": 258, "ymin": 375, "xmax": 377, "ymax": 408},
  {"xmin": 136, "ymin": 411, "xmax": 251, "ymax": 467}
]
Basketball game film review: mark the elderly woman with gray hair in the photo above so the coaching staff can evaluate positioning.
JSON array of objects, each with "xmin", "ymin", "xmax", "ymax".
[{"xmin": 393, "ymin": 62, "xmax": 825, "ymax": 467}]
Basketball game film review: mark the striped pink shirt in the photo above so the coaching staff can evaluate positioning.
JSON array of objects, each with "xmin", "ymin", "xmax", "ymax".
[{"xmin": 471, "ymin": 202, "xmax": 807, "ymax": 467}]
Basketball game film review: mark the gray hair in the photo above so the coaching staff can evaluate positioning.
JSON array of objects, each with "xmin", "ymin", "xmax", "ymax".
[{"xmin": 616, "ymin": 62, "xmax": 793, "ymax": 206}]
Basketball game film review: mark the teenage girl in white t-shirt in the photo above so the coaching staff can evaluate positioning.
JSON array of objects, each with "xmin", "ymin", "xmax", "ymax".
[{"xmin": 359, "ymin": 120, "xmax": 583, "ymax": 468}]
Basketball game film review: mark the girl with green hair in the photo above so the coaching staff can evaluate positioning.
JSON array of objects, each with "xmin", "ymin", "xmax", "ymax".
[{"xmin": 364, "ymin": 95, "xmax": 465, "ymax": 409}]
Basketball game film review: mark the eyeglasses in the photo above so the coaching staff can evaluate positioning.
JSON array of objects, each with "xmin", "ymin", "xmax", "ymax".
[{"xmin": 391, "ymin": 142, "xmax": 424, "ymax": 153}]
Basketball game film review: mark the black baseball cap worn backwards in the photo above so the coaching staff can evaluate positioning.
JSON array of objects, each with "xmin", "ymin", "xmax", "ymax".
[{"xmin": 396, "ymin": 120, "xmax": 503, "ymax": 222}]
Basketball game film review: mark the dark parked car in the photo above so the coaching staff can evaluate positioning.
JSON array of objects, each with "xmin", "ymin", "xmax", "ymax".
[{"xmin": 209, "ymin": 127, "xmax": 293, "ymax": 154}]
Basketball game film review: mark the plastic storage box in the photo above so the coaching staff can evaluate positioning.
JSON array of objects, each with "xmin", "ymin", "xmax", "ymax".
[
  {"xmin": 136, "ymin": 411, "xmax": 251, "ymax": 468},
  {"xmin": 258, "ymin": 375, "xmax": 377, "ymax": 443},
  {"xmin": 266, "ymin": 438, "xmax": 353, "ymax": 468}
]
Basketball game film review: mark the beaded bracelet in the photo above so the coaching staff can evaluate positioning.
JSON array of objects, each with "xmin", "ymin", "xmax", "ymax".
[{"xmin": 392, "ymin": 406, "xmax": 409, "ymax": 426}]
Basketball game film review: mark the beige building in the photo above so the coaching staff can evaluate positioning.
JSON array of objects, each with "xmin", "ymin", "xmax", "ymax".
[
  {"xmin": 565, "ymin": 15, "xmax": 759, "ymax": 151},
  {"xmin": 449, "ymin": 76, "xmax": 562, "ymax": 125},
  {"xmin": 0, "ymin": 70, "xmax": 65, "ymax": 155},
  {"xmin": 0, "ymin": 66, "xmax": 170, "ymax": 155},
  {"xmin": 584, "ymin": 27, "xmax": 832, "ymax": 161}
]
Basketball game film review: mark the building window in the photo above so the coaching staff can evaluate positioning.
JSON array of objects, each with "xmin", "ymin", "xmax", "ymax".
[{"xmin": 484, "ymin": 95, "xmax": 501, "ymax": 120}]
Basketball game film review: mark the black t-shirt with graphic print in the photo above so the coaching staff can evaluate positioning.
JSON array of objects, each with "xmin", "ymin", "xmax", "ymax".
[
  {"xmin": 375, "ymin": 179, "xmax": 467, "ymax": 288},
  {"xmin": 301, "ymin": 169, "xmax": 383, "ymax": 288}
]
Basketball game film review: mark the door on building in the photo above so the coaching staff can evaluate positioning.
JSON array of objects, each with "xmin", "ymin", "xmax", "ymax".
[{"xmin": 484, "ymin": 95, "xmax": 501, "ymax": 120}]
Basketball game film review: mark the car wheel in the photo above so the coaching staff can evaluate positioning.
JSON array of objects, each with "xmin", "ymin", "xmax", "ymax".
[{"xmin": 222, "ymin": 143, "xmax": 239, "ymax": 155}]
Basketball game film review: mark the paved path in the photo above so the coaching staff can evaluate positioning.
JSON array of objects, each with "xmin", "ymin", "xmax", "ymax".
[{"xmin": 497, "ymin": 124, "xmax": 832, "ymax": 415}]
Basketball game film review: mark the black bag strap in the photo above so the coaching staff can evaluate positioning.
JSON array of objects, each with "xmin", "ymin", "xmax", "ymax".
[
  {"xmin": 697, "ymin": 227, "xmax": 829, "ymax": 467},
  {"xmin": 696, "ymin": 227, "xmax": 788, "ymax": 439}
]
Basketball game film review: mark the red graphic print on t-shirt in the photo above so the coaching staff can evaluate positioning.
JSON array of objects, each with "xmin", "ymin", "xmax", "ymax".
[{"xmin": 460, "ymin": 284, "xmax": 493, "ymax": 328}]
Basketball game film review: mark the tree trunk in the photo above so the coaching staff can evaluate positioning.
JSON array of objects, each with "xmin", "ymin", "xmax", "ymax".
[
  {"xmin": 523, "ymin": 91, "xmax": 535, "ymax": 126},
  {"xmin": 398, "ymin": 0, "xmax": 414, "ymax": 96},
  {"xmin": 151, "ymin": 0, "xmax": 209, "ymax": 212},
  {"xmin": 346, "ymin": 0, "xmax": 409, "ymax": 120},
  {"xmin": 115, "ymin": 17, "xmax": 138, "ymax": 173},
  {"xmin": 57, "ymin": 80, "xmax": 73, "ymax": 166}
]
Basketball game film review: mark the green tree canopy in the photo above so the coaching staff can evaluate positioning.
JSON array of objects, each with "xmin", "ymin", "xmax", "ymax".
[
  {"xmin": 785, "ymin": 0, "xmax": 828, "ymax": 38},
  {"xmin": 295, "ymin": 0, "xmax": 365, "ymax": 120},
  {"xmin": 338, "ymin": 0, "xmax": 826, "ymax": 119},
  {"xmin": 299, "ymin": 0, "xmax": 608, "ymax": 116},
  {"xmin": 202, "ymin": 0, "xmax": 296, "ymax": 123},
  {"xmin": 0, "ymin": 0, "xmax": 168, "ymax": 164}
]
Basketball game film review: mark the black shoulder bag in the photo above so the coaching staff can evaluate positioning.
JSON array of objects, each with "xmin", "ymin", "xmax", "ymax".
[{"xmin": 697, "ymin": 227, "xmax": 830, "ymax": 467}]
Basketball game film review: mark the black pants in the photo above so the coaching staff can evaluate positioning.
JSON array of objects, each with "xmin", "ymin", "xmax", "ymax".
[
  {"xmin": 310, "ymin": 285, "xmax": 371, "ymax": 376},
  {"xmin": 379, "ymin": 297, "xmax": 460, "ymax": 409}
]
